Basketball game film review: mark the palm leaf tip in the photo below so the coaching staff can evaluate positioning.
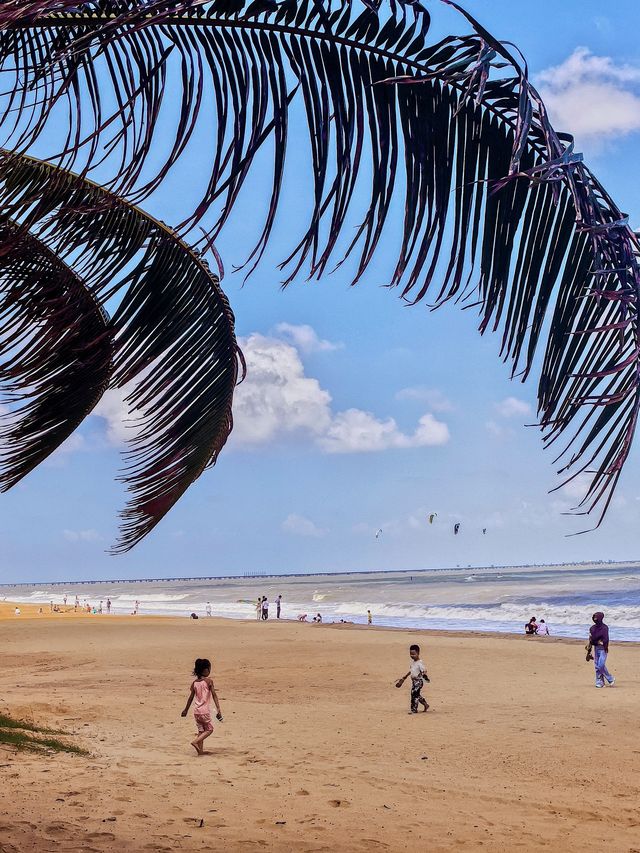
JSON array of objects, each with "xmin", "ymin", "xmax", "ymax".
[{"xmin": 0, "ymin": 0, "xmax": 637, "ymax": 544}]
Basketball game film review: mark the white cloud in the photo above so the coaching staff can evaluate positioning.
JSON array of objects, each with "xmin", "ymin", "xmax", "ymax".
[
  {"xmin": 233, "ymin": 332, "xmax": 450, "ymax": 454},
  {"xmin": 318, "ymin": 410, "xmax": 449, "ymax": 454},
  {"xmin": 395, "ymin": 387, "xmax": 454, "ymax": 412},
  {"xmin": 282, "ymin": 513, "xmax": 326, "ymax": 537},
  {"xmin": 494, "ymin": 397, "xmax": 532, "ymax": 418},
  {"xmin": 232, "ymin": 333, "xmax": 333, "ymax": 446},
  {"xmin": 63, "ymin": 528, "xmax": 101, "ymax": 543},
  {"xmin": 537, "ymin": 48, "xmax": 640, "ymax": 142},
  {"xmin": 561, "ymin": 472, "xmax": 594, "ymax": 502},
  {"xmin": 89, "ymin": 326, "xmax": 451, "ymax": 458},
  {"xmin": 92, "ymin": 384, "xmax": 143, "ymax": 446},
  {"xmin": 274, "ymin": 323, "xmax": 342, "ymax": 354}
]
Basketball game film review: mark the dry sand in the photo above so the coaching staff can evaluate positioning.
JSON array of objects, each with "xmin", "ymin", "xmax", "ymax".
[{"xmin": 0, "ymin": 604, "xmax": 639, "ymax": 852}]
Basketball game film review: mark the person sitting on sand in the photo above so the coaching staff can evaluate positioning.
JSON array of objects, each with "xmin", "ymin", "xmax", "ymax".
[
  {"xmin": 181, "ymin": 658, "xmax": 223, "ymax": 755},
  {"xmin": 525, "ymin": 617, "xmax": 538, "ymax": 635},
  {"xmin": 313, "ymin": 613, "xmax": 322, "ymax": 623},
  {"xmin": 537, "ymin": 619, "xmax": 550, "ymax": 636},
  {"xmin": 14, "ymin": 607, "xmax": 20, "ymax": 616},
  {"xmin": 396, "ymin": 644, "xmax": 430, "ymax": 714}
]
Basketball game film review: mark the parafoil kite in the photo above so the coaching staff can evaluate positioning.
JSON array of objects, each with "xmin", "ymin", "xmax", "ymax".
[
  {"xmin": 375, "ymin": 528, "xmax": 383, "ymax": 539},
  {"xmin": 428, "ymin": 513, "xmax": 437, "ymax": 524},
  {"xmin": 482, "ymin": 528, "xmax": 487, "ymax": 534},
  {"xmin": 454, "ymin": 523, "xmax": 460, "ymax": 535}
]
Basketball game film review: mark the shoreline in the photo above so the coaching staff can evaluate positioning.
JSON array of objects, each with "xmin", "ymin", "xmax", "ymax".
[{"xmin": 3, "ymin": 600, "xmax": 635, "ymax": 646}]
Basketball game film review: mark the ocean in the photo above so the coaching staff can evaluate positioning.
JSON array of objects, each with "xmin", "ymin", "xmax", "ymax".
[{"xmin": 3, "ymin": 562, "xmax": 640, "ymax": 641}]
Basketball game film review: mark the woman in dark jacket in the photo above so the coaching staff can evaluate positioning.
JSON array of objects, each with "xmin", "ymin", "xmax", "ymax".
[{"xmin": 586, "ymin": 612, "xmax": 615, "ymax": 688}]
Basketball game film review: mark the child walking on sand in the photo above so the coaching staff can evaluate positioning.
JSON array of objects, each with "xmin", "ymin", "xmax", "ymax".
[
  {"xmin": 181, "ymin": 658, "xmax": 223, "ymax": 755},
  {"xmin": 396, "ymin": 644, "xmax": 430, "ymax": 714}
]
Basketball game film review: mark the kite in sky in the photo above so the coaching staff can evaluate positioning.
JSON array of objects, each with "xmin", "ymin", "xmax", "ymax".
[
  {"xmin": 454, "ymin": 523, "xmax": 460, "ymax": 535},
  {"xmin": 375, "ymin": 528, "xmax": 383, "ymax": 539},
  {"xmin": 428, "ymin": 513, "xmax": 437, "ymax": 524}
]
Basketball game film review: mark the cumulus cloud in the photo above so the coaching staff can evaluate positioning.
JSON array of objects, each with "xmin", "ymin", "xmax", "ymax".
[
  {"xmin": 90, "ymin": 325, "xmax": 451, "ymax": 458},
  {"xmin": 232, "ymin": 333, "xmax": 333, "ymax": 446},
  {"xmin": 274, "ymin": 323, "xmax": 342, "ymax": 354},
  {"xmin": 494, "ymin": 397, "xmax": 532, "ymax": 418},
  {"xmin": 537, "ymin": 48, "xmax": 640, "ymax": 143},
  {"xmin": 92, "ymin": 386, "xmax": 140, "ymax": 446},
  {"xmin": 63, "ymin": 528, "xmax": 101, "ymax": 543},
  {"xmin": 318, "ymin": 410, "xmax": 449, "ymax": 454},
  {"xmin": 282, "ymin": 513, "xmax": 326, "ymax": 537},
  {"xmin": 395, "ymin": 386, "xmax": 454, "ymax": 412}
]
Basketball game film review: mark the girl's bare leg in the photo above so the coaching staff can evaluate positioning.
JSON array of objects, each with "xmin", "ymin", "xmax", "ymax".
[{"xmin": 190, "ymin": 729, "xmax": 212, "ymax": 755}]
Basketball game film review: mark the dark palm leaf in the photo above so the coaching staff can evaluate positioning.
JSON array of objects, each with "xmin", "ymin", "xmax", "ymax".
[
  {"xmin": 0, "ymin": 0, "xmax": 638, "ymax": 540},
  {"xmin": 0, "ymin": 221, "xmax": 113, "ymax": 488},
  {"xmin": 0, "ymin": 150, "xmax": 242, "ymax": 551}
]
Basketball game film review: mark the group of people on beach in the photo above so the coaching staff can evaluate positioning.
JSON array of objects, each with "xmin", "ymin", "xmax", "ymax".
[
  {"xmin": 255, "ymin": 594, "xmax": 283, "ymax": 620},
  {"xmin": 524, "ymin": 616, "xmax": 550, "ymax": 635}
]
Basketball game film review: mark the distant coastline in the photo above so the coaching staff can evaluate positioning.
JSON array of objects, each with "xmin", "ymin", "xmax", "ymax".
[{"xmin": 2, "ymin": 558, "xmax": 639, "ymax": 588}]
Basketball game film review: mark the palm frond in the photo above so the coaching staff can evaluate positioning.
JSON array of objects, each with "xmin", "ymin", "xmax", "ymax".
[
  {"xmin": 0, "ymin": 0, "xmax": 638, "ymax": 536},
  {"xmin": 0, "ymin": 220, "xmax": 113, "ymax": 488},
  {"xmin": 0, "ymin": 150, "xmax": 242, "ymax": 551}
]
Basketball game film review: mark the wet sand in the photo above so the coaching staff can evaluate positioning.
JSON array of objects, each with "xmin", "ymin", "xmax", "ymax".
[{"xmin": 0, "ymin": 605, "xmax": 638, "ymax": 851}]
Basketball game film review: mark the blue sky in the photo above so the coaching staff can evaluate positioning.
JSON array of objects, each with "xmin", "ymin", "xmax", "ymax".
[{"xmin": 2, "ymin": 0, "xmax": 640, "ymax": 582}]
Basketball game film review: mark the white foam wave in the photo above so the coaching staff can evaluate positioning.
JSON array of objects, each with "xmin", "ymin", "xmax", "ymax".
[{"xmin": 115, "ymin": 593, "xmax": 189, "ymax": 602}]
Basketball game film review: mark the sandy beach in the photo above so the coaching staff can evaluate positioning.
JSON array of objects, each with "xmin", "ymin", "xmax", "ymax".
[{"xmin": 1, "ymin": 604, "xmax": 639, "ymax": 852}]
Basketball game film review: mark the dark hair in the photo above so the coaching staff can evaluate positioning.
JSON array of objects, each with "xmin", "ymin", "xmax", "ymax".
[
  {"xmin": 409, "ymin": 644, "xmax": 420, "ymax": 654},
  {"xmin": 193, "ymin": 658, "xmax": 211, "ymax": 677},
  {"xmin": 540, "ymin": 619, "xmax": 545, "ymax": 623},
  {"xmin": 529, "ymin": 617, "xmax": 537, "ymax": 623}
]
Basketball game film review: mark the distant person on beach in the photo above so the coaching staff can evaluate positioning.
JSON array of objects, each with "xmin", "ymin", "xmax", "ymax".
[
  {"xmin": 367, "ymin": 610, "xmax": 372, "ymax": 625},
  {"xmin": 14, "ymin": 607, "xmax": 20, "ymax": 616},
  {"xmin": 63, "ymin": 595, "xmax": 67, "ymax": 606},
  {"xmin": 106, "ymin": 598, "xmax": 111, "ymax": 614},
  {"xmin": 586, "ymin": 612, "xmax": 615, "ymax": 688},
  {"xmin": 298, "ymin": 613, "xmax": 308, "ymax": 622},
  {"xmin": 256, "ymin": 598, "xmax": 262, "ymax": 620},
  {"xmin": 134, "ymin": 600, "xmax": 140, "ymax": 615},
  {"xmin": 206, "ymin": 602, "xmax": 212, "ymax": 617},
  {"xmin": 181, "ymin": 658, "xmax": 223, "ymax": 755},
  {"xmin": 537, "ymin": 619, "xmax": 550, "ymax": 636},
  {"xmin": 74, "ymin": 596, "xmax": 79, "ymax": 612},
  {"xmin": 98, "ymin": 600, "xmax": 103, "ymax": 614},
  {"xmin": 276, "ymin": 595, "xmax": 282, "ymax": 619},
  {"xmin": 525, "ymin": 617, "xmax": 538, "ymax": 635},
  {"xmin": 262, "ymin": 597, "xmax": 269, "ymax": 620},
  {"xmin": 396, "ymin": 644, "xmax": 430, "ymax": 714}
]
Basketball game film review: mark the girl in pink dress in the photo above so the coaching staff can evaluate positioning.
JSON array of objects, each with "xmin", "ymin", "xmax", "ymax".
[{"xmin": 181, "ymin": 658, "xmax": 223, "ymax": 755}]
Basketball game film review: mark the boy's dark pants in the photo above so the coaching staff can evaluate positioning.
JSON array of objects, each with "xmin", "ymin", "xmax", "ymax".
[{"xmin": 411, "ymin": 676, "xmax": 425, "ymax": 712}]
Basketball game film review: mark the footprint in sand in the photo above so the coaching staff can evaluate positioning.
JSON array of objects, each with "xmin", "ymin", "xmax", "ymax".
[
  {"xmin": 296, "ymin": 790, "xmax": 310, "ymax": 796},
  {"xmin": 328, "ymin": 799, "xmax": 350, "ymax": 808}
]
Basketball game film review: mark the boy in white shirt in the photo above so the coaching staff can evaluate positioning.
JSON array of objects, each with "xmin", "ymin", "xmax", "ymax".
[{"xmin": 396, "ymin": 644, "xmax": 430, "ymax": 713}]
